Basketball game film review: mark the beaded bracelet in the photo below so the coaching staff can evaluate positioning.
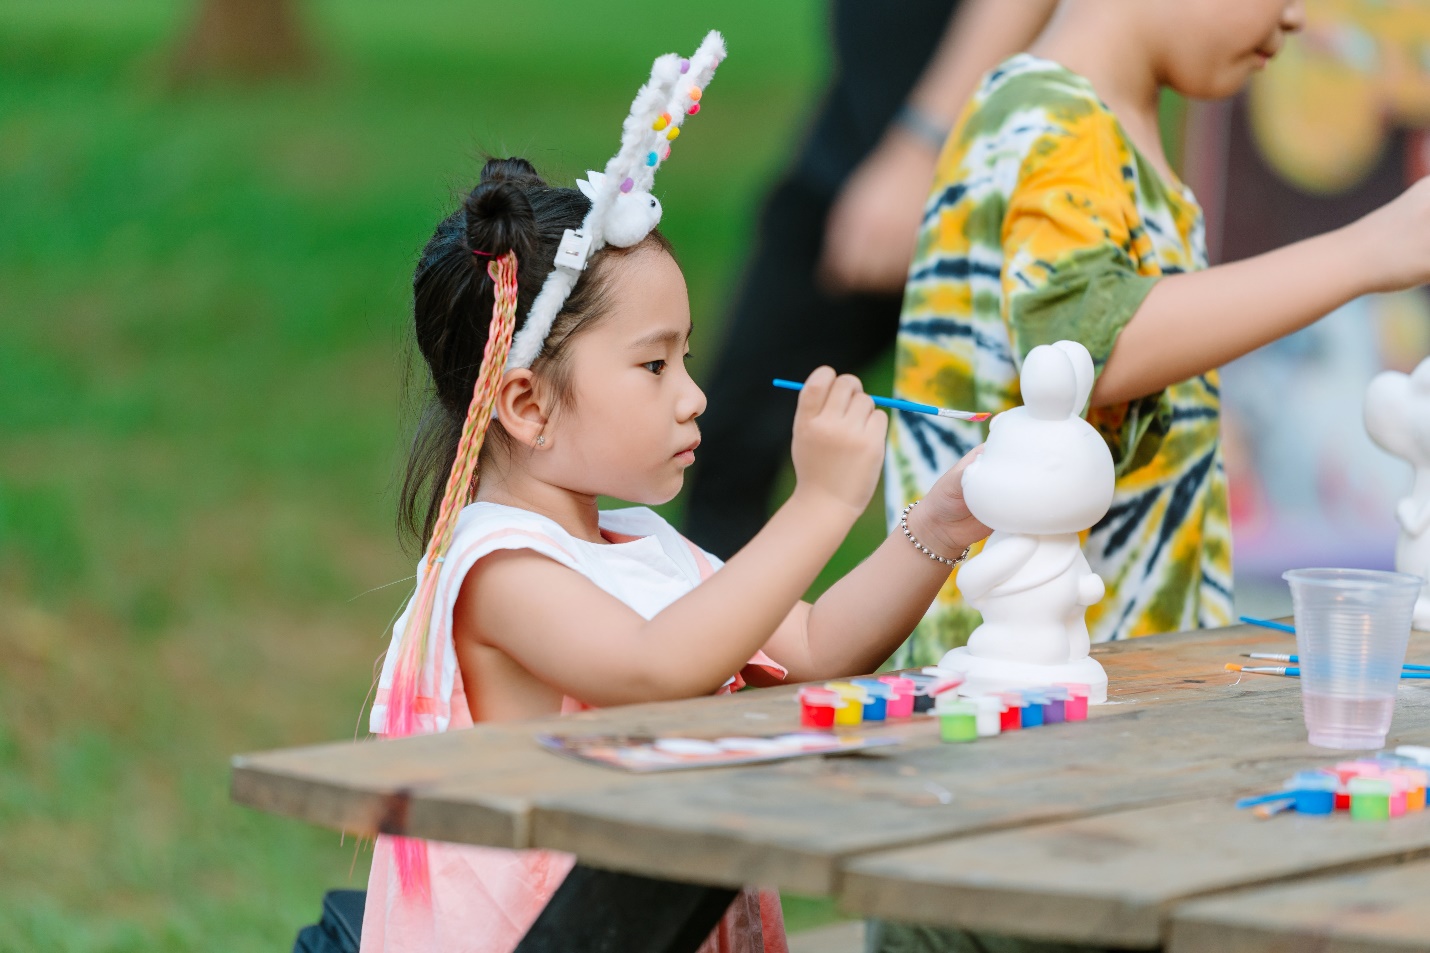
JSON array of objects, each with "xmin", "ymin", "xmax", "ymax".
[{"xmin": 900, "ymin": 501, "xmax": 970, "ymax": 568}]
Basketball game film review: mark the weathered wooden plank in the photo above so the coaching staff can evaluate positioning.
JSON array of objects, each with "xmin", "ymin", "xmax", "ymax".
[
  {"xmin": 1168, "ymin": 859, "xmax": 1430, "ymax": 953},
  {"xmin": 230, "ymin": 624, "xmax": 1430, "ymax": 886},
  {"xmin": 840, "ymin": 726, "xmax": 1430, "ymax": 949},
  {"xmin": 525, "ymin": 686, "xmax": 1430, "ymax": 895}
]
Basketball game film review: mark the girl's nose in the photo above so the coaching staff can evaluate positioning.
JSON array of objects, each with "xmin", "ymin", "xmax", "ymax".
[
  {"xmin": 680, "ymin": 377, "xmax": 707, "ymax": 422},
  {"xmin": 1281, "ymin": 0, "xmax": 1306, "ymax": 33}
]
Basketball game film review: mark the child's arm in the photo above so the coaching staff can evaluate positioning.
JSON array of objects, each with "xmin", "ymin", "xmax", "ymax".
[
  {"xmin": 760, "ymin": 447, "xmax": 992, "ymax": 681},
  {"xmin": 457, "ymin": 368, "xmax": 888, "ymax": 707},
  {"xmin": 1092, "ymin": 178, "xmax": 1430, "ymax": 407}
]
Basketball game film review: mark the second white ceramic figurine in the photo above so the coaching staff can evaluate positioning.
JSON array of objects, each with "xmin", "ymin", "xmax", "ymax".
[
  {"xmin": 1364, "ymin": 357, "xmax": 1430, "ymax": 631},
  {"xmin": 935, "ymin": 340, "xmax": 1114, "ymax": 703}
]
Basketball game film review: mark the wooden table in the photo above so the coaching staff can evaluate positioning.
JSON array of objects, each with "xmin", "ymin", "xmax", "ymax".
[{"xmin": 232, "ymin": 622, "xmax": 1430, "ymax": 951}]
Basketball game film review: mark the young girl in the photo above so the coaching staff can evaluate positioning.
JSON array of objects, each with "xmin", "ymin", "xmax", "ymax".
[
  {"xmin": 883, "ymin": 0, "xmax": 1430, "ymax": 672},
  {"xmin": 359, "ymin": 149, "xmax": 989, "ymax": 950}
]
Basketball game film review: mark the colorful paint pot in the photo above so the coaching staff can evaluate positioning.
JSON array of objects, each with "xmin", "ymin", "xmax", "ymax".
[
  {"xmin": 1285, "ymin": 771, "xmax": 1337, "ymax": 815},
  {"xmin": 1392, "ymin": 768, "xmax": 1428, "ymax": 811},
  {"xmin": 797, "ymin": 687, "xmax": 841, "ymax": 730},
  {"xmin": 936, "ymin": 696, "xmax": 978, "ymax": 743},
  {"xmin": 826, "ymin": 682, "xmax": 867, "ymax": 727},
  {"xmin": 1389, "ymin": 775, "xmax": 1410, "ymax": 818},
  {"xmin": 1349, "ymin": 777, "xmax": 1392, "ymax": 821},
  {"xmin": 853, "ymin": 679, "xmax": 892, "ymax": 722},
  {"xmin": 1395, "ymin": 745, "xmax": 1430, "ymax": 767},
  {"xmin": 970, "ymin": 695, "xmax": 1003, "ymax": 737},
  {"xmin": 1020, "ymin": 690, "xmax": 1046, "ymax": 728},
  {"xmin": 1043, "ymin": 686, "xmax": 1068, "ymax": 724},
  {"xmin": 1057, "ymin": 683, "xmax": 1091, "ymax": 721},
  {"xmin": 878, "ymin": 676, "xmax": 916, "ymax": 719},
  {"xmin": 905, "ymin": 674, "xmax": 938, "ymax": 713},
  {"xmin": 998, "ymin": 692, "xmax": 1024, "ymax": 731}
]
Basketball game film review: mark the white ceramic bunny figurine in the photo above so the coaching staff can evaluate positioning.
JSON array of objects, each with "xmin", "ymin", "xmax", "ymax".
[
  {"xmin": 1364, "ymin": 357, "xmax": 1430, "ymax": 630},
  {"xmin": 935, "ymin": 340, "xmax": 1115, "ymax": 702}
]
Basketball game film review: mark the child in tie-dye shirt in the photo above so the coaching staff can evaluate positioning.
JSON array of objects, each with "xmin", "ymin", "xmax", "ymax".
[{"xmin": 884, "ymin": 0, "xmax": 1430, "ymax": 671}]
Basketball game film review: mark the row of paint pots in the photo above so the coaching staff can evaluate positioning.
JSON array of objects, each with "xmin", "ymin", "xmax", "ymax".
[
  {"xmin": 1238, "ymin": 753, "xmax": 1430, "ymax": 820},
  {"xmin": 797, "ymin": 676, "xmax": 940, "ymax": 728},
  {"xmin": 932, "ymin": 685, "xmax": 1092, "ymax": 743},
  {"xmin": 796, "ymin": 677, "xmax": 1093, "ymax": 737}
]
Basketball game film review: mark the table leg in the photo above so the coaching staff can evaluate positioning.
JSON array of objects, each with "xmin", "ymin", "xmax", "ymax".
[{"xmin": 513, "ymin": 863, "xmax": 738, "ymax": 953}]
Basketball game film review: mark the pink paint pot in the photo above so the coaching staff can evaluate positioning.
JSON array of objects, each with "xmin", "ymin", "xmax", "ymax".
[
  {"xmin": 1056, "ymin": 683, "xmax": 1090, "ymax": 721},
  {"xmin": 879, "ymin": 676, "xmax": 917, "ymax": 719},
  {"xmin": 797, "ymin": 687, "xmax": 841, "ymax": 730}
]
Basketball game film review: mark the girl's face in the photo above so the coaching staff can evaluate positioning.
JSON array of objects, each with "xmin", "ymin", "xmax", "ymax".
[
  {"xmin": 1155, "ymin": 0, "xmax": 1305, "ymax": 99},
  {"xmin": 540, "ymin": 246, "xmax": 706, "ymax": 505}
]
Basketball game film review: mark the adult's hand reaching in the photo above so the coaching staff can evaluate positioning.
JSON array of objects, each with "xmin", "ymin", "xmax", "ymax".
[{"xmin": 818, "ymin": 129, "xmax": 940, "ymax": 295}]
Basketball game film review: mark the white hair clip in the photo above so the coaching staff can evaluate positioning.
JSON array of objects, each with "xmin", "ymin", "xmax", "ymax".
[{"xmin": 504, "ymin": 30, "xmax": 726, "ymax": 372}]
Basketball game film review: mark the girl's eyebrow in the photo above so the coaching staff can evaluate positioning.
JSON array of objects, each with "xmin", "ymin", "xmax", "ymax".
[{"xmin": 628, "ymin": 324, "xmax": 693, "ymax": 350}]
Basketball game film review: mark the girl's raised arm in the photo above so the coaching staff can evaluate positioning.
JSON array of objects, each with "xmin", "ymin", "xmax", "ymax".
[{"xmin": 1093, "ymin": 177, "xmax": 1430, "ymax": 407}]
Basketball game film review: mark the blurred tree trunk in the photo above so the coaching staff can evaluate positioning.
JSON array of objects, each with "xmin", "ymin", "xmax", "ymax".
[{"xmin": 171, "ymin": 0, "xmax": 313, "ymax": 82}]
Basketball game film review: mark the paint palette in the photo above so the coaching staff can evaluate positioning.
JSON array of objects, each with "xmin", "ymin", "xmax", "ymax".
[{"xmin": 536, "ymin": 729, "xmax": 900, "ymax": 773}]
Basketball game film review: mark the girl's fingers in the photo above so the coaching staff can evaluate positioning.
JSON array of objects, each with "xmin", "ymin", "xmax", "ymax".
[
  {"xmin": 829, "ymin": 373, "xmax": 864, "ymax": 415},
  {"xmin": 852, "ymin": 392, "xmax": 877, "ymax": 422},
  {"xmin": 798, "ymin": 366, "xmax": 837, "ymax": 417},
  {"xmin": 866, "ymin": 405, "xmax": 890, "ymax": 440}
]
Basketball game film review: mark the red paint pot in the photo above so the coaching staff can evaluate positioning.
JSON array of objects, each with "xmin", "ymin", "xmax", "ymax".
[{"xmin": 798, "ymin": 687, "xmax": 839, "ymax": 729}]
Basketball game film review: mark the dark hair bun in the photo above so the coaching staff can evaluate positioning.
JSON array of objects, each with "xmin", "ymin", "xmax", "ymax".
[{"xmin": 463, "ymin": 158, "xmax": 543, "ymax": 264}]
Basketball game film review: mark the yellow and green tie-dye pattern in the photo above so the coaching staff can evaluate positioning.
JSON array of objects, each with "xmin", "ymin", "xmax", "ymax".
[{"xmin": 884, "ymin": 55, "xmax": 1233, "ymax": 670}]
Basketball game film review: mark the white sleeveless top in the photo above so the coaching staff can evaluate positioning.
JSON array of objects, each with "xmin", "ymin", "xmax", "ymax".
[{"xmin": 370, "ymin": 502, "xmax": 732, "ymax": 735}]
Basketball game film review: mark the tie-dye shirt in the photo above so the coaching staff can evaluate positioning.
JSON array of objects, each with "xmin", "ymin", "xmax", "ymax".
[{"xmin": 884, "ymin": 54, "xmax": 1233, "ymax": 669}]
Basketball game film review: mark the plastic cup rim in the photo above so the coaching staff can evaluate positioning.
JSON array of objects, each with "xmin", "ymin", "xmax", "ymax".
[{"xmin": 1282, "ymin": 567, "xmax": 1424, "ymax": 592}]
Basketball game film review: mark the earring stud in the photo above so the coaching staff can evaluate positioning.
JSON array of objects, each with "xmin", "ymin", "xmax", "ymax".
[{"xmin": 536, "ymin": 435, "xmax": 545, "ymax": 447}]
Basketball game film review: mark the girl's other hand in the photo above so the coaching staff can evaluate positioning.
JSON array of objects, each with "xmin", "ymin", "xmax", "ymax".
[
  {"xmin": 914, "ymin": 445, "xmax": 992, "ymax": 557},
  {"xmin": 1351, "ymin": 176, "xmax": 1430, "ymax": 294},
  {"xmin": 789, "ymin": 366, "xmax": 888, "ymax": 517}
]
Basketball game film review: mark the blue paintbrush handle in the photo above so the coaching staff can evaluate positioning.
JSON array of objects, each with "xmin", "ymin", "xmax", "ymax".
[
  {"xmin": 1239, "ymin": 615, "xmax": 1297, "ymax": 634},
  {"xmin": 1236, "ymin": 791, "xmax": 1295, "ymax": 809},
  {"xmin": 772, "ymin": 379, "xmax": 941, "ymax": 417}
]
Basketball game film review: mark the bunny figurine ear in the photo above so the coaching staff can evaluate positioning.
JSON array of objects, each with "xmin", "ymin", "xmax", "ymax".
[
  {"xmin": 1366, "ymin": 368, "xmax": 1415, "ymax": 459},
  {"xmin": 1021, "ymin": 345, "xmax": 1079, "ymax": 421},
  {"xmin": 1052, "ymin": 341, "xmax": 1095, "ymax": 417},
  {"xmin": 1412, "ymin": 356, "xmax": 1430, "ymax": 395}
]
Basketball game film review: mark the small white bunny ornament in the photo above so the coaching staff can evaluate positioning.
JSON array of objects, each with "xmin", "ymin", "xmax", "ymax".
[
  {"xmin": 933, "ymin": 340, "xmax": 1114, "ymax": 703},
  {"xmin": 1364, "ymin": 357, "xmax": 1430, "ymax": 631}
]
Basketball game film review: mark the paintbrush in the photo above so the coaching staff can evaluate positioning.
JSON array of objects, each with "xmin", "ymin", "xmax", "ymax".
[
  {"xmin": 1242, "ymin": 653, "xmax": 1430, "ymax": 672},
  {"xmin": 1225, "ymin": 663, "xmax": 1430, "ymax": 680},
  {"xmin": 772, "ymin": 379, "xmax": 992, "ymax": 422}
]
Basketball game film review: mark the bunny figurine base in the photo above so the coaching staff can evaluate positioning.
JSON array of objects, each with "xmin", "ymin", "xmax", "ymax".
[
  {"xmin": 1365, "ymin": 357, "xmax": 1430, "ymax": 631},
  {"xmin": 935, "ymin": 647, "xmax": 1109, "ymax": 705},
  {"xmin": 932, "ymin": 340, "xmax": 1118, "ymax": 703}
]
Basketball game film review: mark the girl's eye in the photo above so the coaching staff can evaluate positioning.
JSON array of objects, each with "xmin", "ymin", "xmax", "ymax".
[{"xmin": 643, "ymin": 360, "xmax": 666, "ymax": 375}]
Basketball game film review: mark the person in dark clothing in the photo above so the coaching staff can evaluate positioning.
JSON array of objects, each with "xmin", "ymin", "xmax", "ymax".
[{"xmin": 685, "ymin": 0, "xmax": 1059, "ymax": 558}]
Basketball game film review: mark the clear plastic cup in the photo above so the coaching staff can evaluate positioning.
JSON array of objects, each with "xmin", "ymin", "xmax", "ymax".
[{"xmin": 1284, "ymin": 568, "xmax": 1422, "ymax": 750}]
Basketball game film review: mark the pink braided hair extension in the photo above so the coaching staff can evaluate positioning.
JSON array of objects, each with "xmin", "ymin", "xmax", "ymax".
[{"xmin": 384, "ymin": 250, "xmax": 519, "ymax": 897}]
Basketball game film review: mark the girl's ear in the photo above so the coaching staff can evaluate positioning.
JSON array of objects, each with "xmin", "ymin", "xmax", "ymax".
[{"xmin": 494, "ymin": 368, "xmax": 548, "ymax": 448}]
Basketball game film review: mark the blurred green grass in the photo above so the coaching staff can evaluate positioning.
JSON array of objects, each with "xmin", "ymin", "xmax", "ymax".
[{"xmin": 0, "ymin": 0, "xmax": 894, "ymax": 947}]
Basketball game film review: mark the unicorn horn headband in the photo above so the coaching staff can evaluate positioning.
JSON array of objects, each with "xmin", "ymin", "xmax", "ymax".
[{"xmin": 504, "ymin": 30, "xmax": 727, "ymax": 371}]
